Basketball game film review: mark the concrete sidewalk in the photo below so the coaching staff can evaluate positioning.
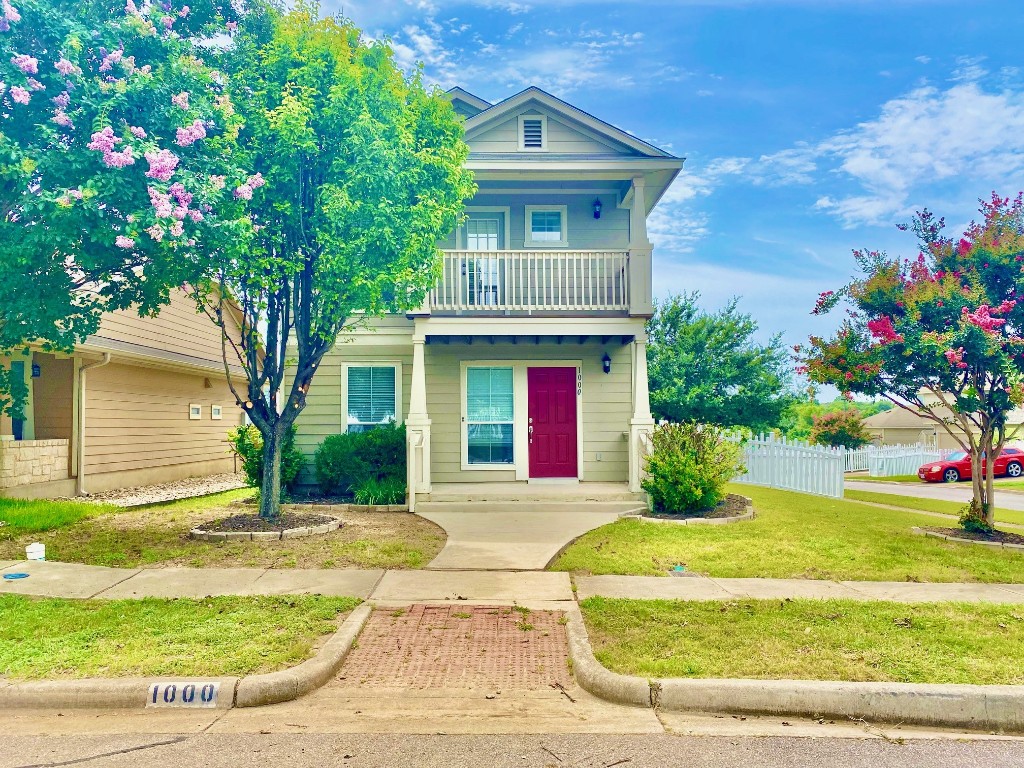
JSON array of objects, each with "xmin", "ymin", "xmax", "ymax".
[{"xmin": 4, "ymin": 560, "xmax": 1024, "ymax": 604}]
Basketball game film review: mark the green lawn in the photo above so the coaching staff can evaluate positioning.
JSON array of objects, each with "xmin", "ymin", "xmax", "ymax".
[
  {"xmin": 0, "ymin": 594, "xmax": 360, "ymax": 679},
  {"xmin": 0, "ymin": 497, "xmax": 117, "ymax": 536},
  {"xmin": 844, "ymin": 488, "xmax": 1024, "ymax": 526},
  {"xmin": 846, "ymin": 474, "xmax": 922, "ymax": 484},
  {"xmin": 580, "ymin": 597, "xmax": 1024, "ymax": 685},
  {"xmin": 551, "ymin": 485, "xmax": 1024, "ymax": 582},
  {"xmin": 0, "ymin": 489, "xmax": 444, "ymax": 569}
]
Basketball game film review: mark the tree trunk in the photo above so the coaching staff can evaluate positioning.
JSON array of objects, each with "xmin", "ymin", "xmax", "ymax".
[
  {"xmin": 258, "ymin": 426, "xmax": 284, "ymax": 521},
  {"xmin": 970, "ymin": 448, "xmax": 985, "ymax": 518}
]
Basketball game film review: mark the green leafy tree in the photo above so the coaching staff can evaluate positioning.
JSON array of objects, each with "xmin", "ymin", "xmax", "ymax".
[
  {"xmin": 808, "ymin": 409, "xmax": 872, "ymax": 448},
  {"xmin": 798, "ymin": 193, "xmax": 1024, "ymax": 529},
  {"xmin": 781, "ymin": 398, "xmax": 889, "ymax": 442},
  {"xmin": 198, "ymin": 5, "xmax": 475, "ymax": 519},
  {"xmin": 647, "ymin": 292, "xmax": 795, "ymax": 432},
  {"xmin": 0, "ymin": 0, "xmax": 252, "ymax": 417}
]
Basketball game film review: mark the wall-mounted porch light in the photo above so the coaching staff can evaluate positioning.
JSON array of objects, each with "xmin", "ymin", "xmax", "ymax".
[
  {"xmin": 602, "ymin": 352, "xmax": 612, "ymax": 374},
  {"xmin": 593, "ymin": 198, "xmax": 603, "ymax": 219},
  {"xmin": 31, "ymin": 363, "xmax": 41, "ymax": 378}
]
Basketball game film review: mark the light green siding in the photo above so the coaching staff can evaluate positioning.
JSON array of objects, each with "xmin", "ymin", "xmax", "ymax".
[{"xmin": 468, "ymin": 109, "xmax": 635, "ymax": 155}]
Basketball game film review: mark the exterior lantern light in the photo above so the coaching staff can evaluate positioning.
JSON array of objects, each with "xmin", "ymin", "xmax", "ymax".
[
  {"xmin": 593, "ymin": 198, "xmax": 602, "ymax": 219},
  {"xmin": 602, "ymin": 352, "xmax": 612, "ymax": 374}
]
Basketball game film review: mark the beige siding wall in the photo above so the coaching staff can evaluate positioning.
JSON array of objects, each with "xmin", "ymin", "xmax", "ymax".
[
  {"xmin": 31, "ymin": 353, "xmax": 74, "ymax": 441},
  {"xmin": 291, "ymin": 318, "xmax": 636, "ymax": 486},
  {"xmin": 82, "ymin": 362, "xmax": 242, "ymax": 480},
  {"xmin": 468, "ymin": 110, "xmax": 630, "ymax": 155},
  {"xmin": 94, "ymin": 288, "xmax": 241, "ymax": 367}
]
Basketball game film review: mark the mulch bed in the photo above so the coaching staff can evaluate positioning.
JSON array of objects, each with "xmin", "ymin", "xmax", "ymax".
[
  {"xmin": 921, "ymin": 525, "xmax": 1024, "ymax": 546},
  {"xmin": 645, "ymin": 493, "xmax": 750, "ymax": 520},
  {"xmin": 196, "ymin": 512, "xmax": 338, "ymax": 533}
]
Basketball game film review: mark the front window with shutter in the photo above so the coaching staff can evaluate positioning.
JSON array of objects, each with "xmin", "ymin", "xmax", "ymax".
[
  {"xmin": 347, "ymin": 365, "xmax": 397, "ymax": 433},
  {"xmin": 466, "ymin": 366, "xmax": 514, "ymax": 464}
]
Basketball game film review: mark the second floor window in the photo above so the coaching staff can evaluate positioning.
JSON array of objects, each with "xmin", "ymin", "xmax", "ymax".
[{"xmin": 525, "ymin": 205, "xmax": 568, "ymax": 248}]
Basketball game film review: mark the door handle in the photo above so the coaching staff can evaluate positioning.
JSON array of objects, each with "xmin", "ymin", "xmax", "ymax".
[{"xmin": 528, "ymin": 426, "xmax": 533, "ymax": 435}]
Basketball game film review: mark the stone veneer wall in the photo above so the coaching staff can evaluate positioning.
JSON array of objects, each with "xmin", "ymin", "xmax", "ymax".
[{"xmin": 0, "ymin": 439, "xmax": 70, "ymax": 490}]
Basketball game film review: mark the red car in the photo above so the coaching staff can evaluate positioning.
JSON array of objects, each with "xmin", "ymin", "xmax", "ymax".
[{"xmin": 917, "ymin": 448, "xmax": 1024, "ymax": 483}]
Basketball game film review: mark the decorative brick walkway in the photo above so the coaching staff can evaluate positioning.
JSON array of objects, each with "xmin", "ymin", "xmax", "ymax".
[{"xmin": 339, "ymin": 604, "xmax": 572, "ymax": 689}]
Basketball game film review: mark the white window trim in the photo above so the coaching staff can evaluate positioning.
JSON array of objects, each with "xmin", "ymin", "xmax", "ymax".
[
  {"xmin": 460, "ymin": 360, "xmax": 584, "ymax": 480},
  {"xmin": 517, "ymin": 114, "xmax": 548, "ymax": 152},
  {"xmin": 460, "ymin": 206, "xmax": 511, "ymax": 250},
  {"xmin": 524, "ymin": 205, "xmax": 569, "ymax": 248},
  {"xmin": 340, "ymin": 362, "xmax": 403, "ymax": 432}
]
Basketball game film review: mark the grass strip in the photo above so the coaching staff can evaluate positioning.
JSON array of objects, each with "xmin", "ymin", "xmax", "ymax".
[
  {"xmin": 0, "ymin": 593, "xmax": 360, "ymax": 680},
  {"xmin": 0, "ymin": 498, "xmax": 117, "ymax": 537},
  {"xmin": 844, "ymin": 488, "xmax": 1024, "ymax": 526},
  {"xmin": 580, "ymin": 596, "xmax": 1024, "ymax": 685},
  {"xmin": 551, "ymin": 485, "xmax": 1024, "ymax": 582}
]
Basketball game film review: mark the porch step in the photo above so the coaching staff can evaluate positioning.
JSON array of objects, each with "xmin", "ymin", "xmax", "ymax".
[
  {"xmin": 416, "ymin": 501, "xmax": 645, "ymax": 514},
  {"xmin": 420, "ymin": 483, "xmax": 646, "ymax": 504}
]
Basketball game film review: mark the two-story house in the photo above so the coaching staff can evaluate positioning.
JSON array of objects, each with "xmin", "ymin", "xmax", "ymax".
[{"xmin": 293, "ymin": 86, "xmax": 683, "ymax": 508}]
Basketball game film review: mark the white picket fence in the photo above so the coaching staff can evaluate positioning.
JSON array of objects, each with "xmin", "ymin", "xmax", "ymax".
[
  {"xmin": 864, "ymin": 444, "xmax": 952, "ymax": 477},
  {"xmin": 730, "ymin": 434, "xmax": 846, "ymax": 499}
]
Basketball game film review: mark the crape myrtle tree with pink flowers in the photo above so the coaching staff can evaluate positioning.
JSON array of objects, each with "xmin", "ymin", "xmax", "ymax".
[
  {"xmin": 798, "ymin": 194, "xmax": 1024, "ymax": 530},
  {"xmin": 195, "ymin": 4, "xmax": 475, "ymax": 520},
  {"xmin": 0, "ymin": 0, "xmax": 257, "ymax": 418}
]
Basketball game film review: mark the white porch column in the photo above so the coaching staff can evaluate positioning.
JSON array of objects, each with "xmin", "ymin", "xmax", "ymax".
[
  {"xmin": 629, "ymin": 336, "xmax": 655, "ymax": 493},
  {"xmin": 406, "ymin": 331, "xmax": 431, "ymax": 508},
  {"xmin": 627, "ymin": 177, "xmax": 654, "ymax": 316}
]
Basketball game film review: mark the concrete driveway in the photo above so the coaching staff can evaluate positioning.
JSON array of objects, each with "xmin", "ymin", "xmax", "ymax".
[{"xmin": 845, "ymin": 479, "xmax": 1024, "ymax": 510}]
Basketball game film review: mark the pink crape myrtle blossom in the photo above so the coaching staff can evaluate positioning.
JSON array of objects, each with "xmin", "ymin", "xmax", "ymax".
[
  {"xmin": 114, "ymin": 235, "xmax": 135, "ymax": 249},
  {"xmin": 148, "ymin": 186, "xmax": 174, "ymax": 218},
  {"xmin": 26, "ymin": 77, "xmax": 43, "ymax": 91},
  {"xmin": 187, "ymin": 209, "xmax": 204, "ymax": 223},
  {"xmin": 169, "ymin": 221, "xmax": 184, "ymax": 237},
  {"xmin": 10, "ymin": 53, "xmax": 36, "ymax": 74},
  {"xmin": 87, "ymin": 126, "xmax": 119, "ymax": 153},
  {"xmin": 247, "ymin": 173, "xmax": 265, "ymax": 189},
  {"xmin": 208, "ymin": 174, "xmax": 225, "ymax": 189},
  {"xmin": 52, "ymin": 91, "xmax": 69, "ymax": 108},
  {"xmin": 945, "ymin": 347, "xmax": 968, "ymax": 370},
  {"xmin": 171, "ymin": 91, "xmax": 189, "ymax": 110},
  {"xmin": 98, "ymin": 48, "xmax": 123, "ymax": 72},
  {"xmin": 54, "ymin": 58, "xmax": 78, "ymax": 76},
  {"xmin": 144, "ymin": 149, "xmax": 179, "ymax": 182},
  {"xmin": 226, "ymin": 20, "xmax": 237, "ymax": 32},
  {"xmin": 175, "ymin": 119, "xmax": 207, "ymax": 147},
  {"xmin": 962, "ymin": 305, "xmax": 1007, "ymax": 333},
  {"xmin": 168, "ymin": 182, "xmax": 193, "ymax": 206},
  {"xmin": 233, "ymin": 183, "xmax": 253, "ymax": 200},
  {"xmin": 866, "ymin": 316, "xmax": 903, "ymax": 345},
  {"xmin": 51, "ymin": 109, "xmax": 73, "ymax": 127},
  {"xmin": 179, "ymin": 5, "xmax": 189, "ymax": 16},
  {"xmin": 129, "ymin": 125, "xmax": 146, "ymax": 139},
  {"xmin": 161, "ymin": 15, "xmax": 174, "ymax": 30},
  {"xmin": 10, "ymin": 85, "xmax": 30, "ymax": 104},
  {"xmin": 103, "ymin": 146, "xmax": 135, "ymax": 168},
  {"xmin": 2, "ymin": 0, "xmax": 20, "ymax": 23},
  {"xmin": 146, "ymin": 224, "xmax": 165, "ymax": 242}
]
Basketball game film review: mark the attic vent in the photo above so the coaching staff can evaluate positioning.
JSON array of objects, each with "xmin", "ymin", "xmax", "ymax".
[{"xmin": 518, "ymin": 115, "xmax": 547, "ymax": 151}]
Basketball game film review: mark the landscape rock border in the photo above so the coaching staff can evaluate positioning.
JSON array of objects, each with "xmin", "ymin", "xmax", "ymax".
[
  {"xmin": 0, "ymin": 603, "xmax": 372, "ymax": 710},
  {"xmin": 911, "ymin": 526, "xmax": 1024, "ymax": 551},
  {"xmin": 625, "ymin": 496, "xmax": 754, "ymax": 526},
  {"xmin": 564, "ymin": 605, "xmax": 1024, "ymax": 732},
  {"xmin": 190, "ymin": 517, "xmax": 342, "ymax": 542},
  {"xmin": 283, "ymin": 503, "xmax": 410, "ymax": 514}
]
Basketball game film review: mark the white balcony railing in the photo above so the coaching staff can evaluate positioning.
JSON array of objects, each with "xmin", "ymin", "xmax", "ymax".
[{"xmin": 429, "ymin": 250, "xmax": 630, "ymax": 312}]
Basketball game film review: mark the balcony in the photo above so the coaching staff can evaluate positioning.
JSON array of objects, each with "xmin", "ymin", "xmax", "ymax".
[{"xmin": 427, "ymin": 250, "xmax": 631, "ymax": 314}]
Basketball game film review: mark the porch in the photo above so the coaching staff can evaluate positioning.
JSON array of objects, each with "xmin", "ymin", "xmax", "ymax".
[{"xmin": 421, "ymin": 481, "xmax": 646, "ymax": 503}]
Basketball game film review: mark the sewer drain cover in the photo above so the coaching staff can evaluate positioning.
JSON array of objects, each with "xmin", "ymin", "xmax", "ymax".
[{"xmin": 3, "ymin": 573, "xmax": 29, "ymax": 580}]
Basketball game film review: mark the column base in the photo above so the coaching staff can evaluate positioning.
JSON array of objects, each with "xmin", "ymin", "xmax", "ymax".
[{"xmin": 628, "ymin": 419, "xmax": 654, "ymax": 493}]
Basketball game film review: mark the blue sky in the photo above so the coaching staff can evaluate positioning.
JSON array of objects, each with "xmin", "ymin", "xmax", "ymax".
[{"xmin": 327, "ymin": 0, "xmax": 1024, "ymax": 353}]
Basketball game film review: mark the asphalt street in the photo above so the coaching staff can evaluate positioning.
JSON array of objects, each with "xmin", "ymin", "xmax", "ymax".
[
  {"xmin": 3, "ymin": 733, "xmax": 1024, "ymax": 768},
  {"xmin": 845, "ymin": 478, "xmax": 1024, "ymax": 510}
]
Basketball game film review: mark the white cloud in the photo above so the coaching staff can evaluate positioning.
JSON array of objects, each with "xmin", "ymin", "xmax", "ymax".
[{"xmin": 914, "ymin": 55, "xmax": 931, "ymax": 64}]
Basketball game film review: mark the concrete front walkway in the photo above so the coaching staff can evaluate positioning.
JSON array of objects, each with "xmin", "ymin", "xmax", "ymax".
[
  {"xmin": 415, "ymin": 501, "xmax": 640, "ymax": 570},
  {"xmin": 846, "ymin": 479, "xmax": 1024, "ymax": 511},
  {"xmin": 5, "ymin": 560, "xmax": 1024, "ymax": 604}
]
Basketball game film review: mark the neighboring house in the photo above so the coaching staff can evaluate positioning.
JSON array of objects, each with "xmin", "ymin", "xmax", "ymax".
[
  {"xmin": 292, "ymin": 86, "xmax": 684, "ymax": 505},
  {"xmin": 0, "ymin": 288, "xmax": 246, "ymax": 499},
  {"xmin": 863, "ymin": 404, "xmax": 1024, "ymax": 449}
]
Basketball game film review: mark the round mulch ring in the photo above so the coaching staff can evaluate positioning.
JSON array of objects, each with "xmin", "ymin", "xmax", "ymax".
[
  {"xmin": 919, "ymin": 525, "xmax": 1024, "ymax": 549},
  {"xmin": 642, "ymin": 493, "xmax": 753, "ymax": 523},
  {"xmin": 196, "ymin": 512, "xmax": 337, "ymax": 533}
]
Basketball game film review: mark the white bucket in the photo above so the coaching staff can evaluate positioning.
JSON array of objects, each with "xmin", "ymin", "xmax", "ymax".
[{"xmin": 25, "ymin": 543, "xmax": 45, "ymax": 561}]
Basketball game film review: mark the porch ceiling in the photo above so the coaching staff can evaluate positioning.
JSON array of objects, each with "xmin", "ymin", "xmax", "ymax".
[{"xmin": 425, "ymin": 333, "xmax": 635, "ymax": 346}]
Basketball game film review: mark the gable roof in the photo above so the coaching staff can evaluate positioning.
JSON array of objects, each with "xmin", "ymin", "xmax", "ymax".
[
  {"xmin": 445, "ymin": 87, "xmax": 492, "ymax": 117},
  {"xmin": 462, "ymin": 86, "xmax": 677, "ymax": 159}
]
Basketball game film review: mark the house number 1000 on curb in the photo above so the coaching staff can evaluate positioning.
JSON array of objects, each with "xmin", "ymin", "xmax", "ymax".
[{"xmin": 147, "ymin": 681, "xmax": 220, "ymax": 708}]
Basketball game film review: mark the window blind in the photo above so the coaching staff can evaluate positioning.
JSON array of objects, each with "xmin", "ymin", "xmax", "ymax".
[{"xmin": 347, "ymin": 366, "xmax": 396, "ymax": 431}]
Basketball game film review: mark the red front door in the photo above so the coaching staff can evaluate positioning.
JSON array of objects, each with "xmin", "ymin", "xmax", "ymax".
[{"xmin": 528, "ymin": 367, "xmax": 578, "ymax": 478}]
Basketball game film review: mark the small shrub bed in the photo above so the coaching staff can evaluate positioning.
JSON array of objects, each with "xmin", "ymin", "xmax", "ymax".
[
  {"xmin": 227, "ymin": 424, "xmax": 305, "ymax": 498},
  {"xmin": 315, "ymin": 424, "xmax": 406, "ymax": 504},
  {"xmin": 642, "ymin": 422, "xmax": 745, "ymax": 514}
]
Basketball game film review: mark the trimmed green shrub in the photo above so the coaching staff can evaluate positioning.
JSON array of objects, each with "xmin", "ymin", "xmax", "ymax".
[
  {"xmin": 227, "ymin": 424, "xmax": 305, "ymax": 496},
  {"xmin": 353, "ymin": 477, "xmax": 406, "ymax": 506},
  {"xmin": 315, "ymin": 423, "xmax": 406, "ymax": 498},
  {"xmin": 642, "ymin": 422, "xmax": 745, "ymax": 514}
]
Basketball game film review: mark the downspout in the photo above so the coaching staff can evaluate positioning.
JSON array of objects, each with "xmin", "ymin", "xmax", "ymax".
[{"xmin": 75, "ymin": 353, "xmax": 111, "ymax": 496}]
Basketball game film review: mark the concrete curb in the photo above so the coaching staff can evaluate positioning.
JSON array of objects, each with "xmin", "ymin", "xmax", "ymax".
[
  {"xmin": 564, "ymin": 605, "xmax": 1024, "ymax": 732},
  {"xmin": 0, "ymin": 603, "xmax": 372, "ymax": 711},
  {"xmin": 0, "ymin": 676, "xmax": 239, "ymax": 710},
  {"xmin": 235, "ymin": 602, "xmax": 372, "ymax": 707},
  {"xmin": 621, "ymin": 496, "xmax": 754, "ymax": 526},
  {"xmin": 190, "ymin": 517, "xmax": 343, "ymax": 542},
  {"xmin": 911, "ymin": 526, "xmax": 1024, "ymax": 551}
]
